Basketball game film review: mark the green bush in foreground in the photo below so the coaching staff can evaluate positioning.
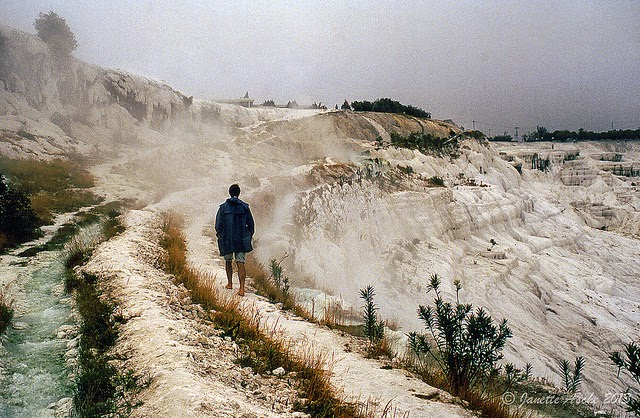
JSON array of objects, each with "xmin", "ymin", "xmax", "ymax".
[{"xmin": 408, "ymin": 274, "xmax": 512, "ymax": 396}]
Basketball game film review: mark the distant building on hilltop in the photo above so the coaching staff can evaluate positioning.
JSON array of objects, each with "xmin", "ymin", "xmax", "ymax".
[{"xmin": 218, "ymin": 91, "xmax": 255, "ymax": 108}]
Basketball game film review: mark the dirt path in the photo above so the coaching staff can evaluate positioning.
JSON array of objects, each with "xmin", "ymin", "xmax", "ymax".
[
  {"xmin": 82, "ymin": 207, "xmax": 474, "ymax": 417},
  {"xmin": 184, "ymin": 210, "xmax": 473, "ymax": 418},
  {"xmin": 83, "ymin": 209, "xmax": 309, "ymax": 418}
]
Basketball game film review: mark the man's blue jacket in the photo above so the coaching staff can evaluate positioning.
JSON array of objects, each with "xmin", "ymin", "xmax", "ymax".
[{"xmin": 215, "ymin": 197, "xmax": 254, "ymax": 256}]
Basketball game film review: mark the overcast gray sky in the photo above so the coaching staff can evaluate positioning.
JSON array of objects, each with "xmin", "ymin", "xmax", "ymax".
[{"xmin": 1, "ymin": 1, "xmax": 639, "ymax": 134}]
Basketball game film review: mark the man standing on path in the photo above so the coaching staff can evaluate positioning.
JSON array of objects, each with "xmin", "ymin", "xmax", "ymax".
[{"xmin": 215, "ymin": 184, "xmax": 255, "ymax": 296}]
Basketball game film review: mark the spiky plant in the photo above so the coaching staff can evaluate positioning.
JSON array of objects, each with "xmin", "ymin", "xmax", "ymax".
[
  {"xmin": 359, "ymin": 285, "xmax": 384, "ymax": 346},
  {"xmin": 610, "ymin": 341, "xmax": 640, "ymax": 414},
  {"xmin": 503, "ymin": 362, "xmax": 532, "ymax": 388},
  {"xmin": 270, "ymin": 258, "xmax": 283, "ymax": 288},
  {"xmin": 407, "ymin": 274, "xmax": 512, "ymax": 396},
  {"xmin": 558, "ymin": 356, "xmax": 585, "ymax": 393}
]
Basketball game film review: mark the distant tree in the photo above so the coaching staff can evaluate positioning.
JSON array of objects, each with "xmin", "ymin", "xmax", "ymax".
[
  {"xmin": 536, "ymin": 125, "xmax": 551, "ymax": 141},
  {"xmin": 351, "ymin": 100, "xmax": 373, "ymax": 111},
  {"xmin": 34, "ymin": 11, "xmax": 78, "ymax": 57},
  {"xmin": 351, "ymin": 98, "xmax": 430, "ymax": 118},
  {"xmin": 341, "ymin": 100, "xmax": 351, "ymax": 110},
  {"xmin": 489, "ymin": 134, "xmax": 513, "ymax": 142}
]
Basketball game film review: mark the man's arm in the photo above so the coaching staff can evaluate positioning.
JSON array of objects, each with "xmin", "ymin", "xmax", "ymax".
[
  {"xmin": 215, "ymin": 206, "xmax": 223, "ymax": 237},
  {"xmin": 246, "ymin": 207, "xmax": 255, "ymax": 236}
]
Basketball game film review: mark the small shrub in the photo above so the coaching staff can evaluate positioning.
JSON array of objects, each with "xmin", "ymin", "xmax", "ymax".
[
  {"xmin": 0, "ymin": 174, "xmax": 40, "ymax": 250},
  {"xmin": 503, "ymin": 362, "xmax": 531, "ymax": 388},
  {"xmin": 258, "ymin": 256, "xmax": 297, "ymax": 310},
  {"xmin": 398, "ymin": 165, "xmax": 414, "ymax": 175},
  {"xmin": 428, "ymin": 176, "xmax": 445, "ymax": 187},
  {"xmin": 610, "ymin": 341, "xmax": 640, "ymax": 414},
  {"xmin": 16, "ymin": 130, "xmax": 36, "ymax": 141},
  {"xmin": 359, "ymin": 285, "xmax": 385, "ymax": 348},
  {"xmin": 558, "ymin": 356, "xmax": 585, "ymax": 393},
  {"xmin": 270, "ymin": 258, "xmax": 284, "ymax": 288},
  {"xmin": 408, "ymin": 274, "xmax": 512, "ymax": 397}
]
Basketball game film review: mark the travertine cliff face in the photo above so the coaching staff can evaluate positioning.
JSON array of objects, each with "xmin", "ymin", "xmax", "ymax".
[
  {"xmin": 267, "ymin": 138, "xmax": 639, "ymax": 401},
  {"xmin": 0, "ymin": 24, "xmax": 195, "ymax": 158}
]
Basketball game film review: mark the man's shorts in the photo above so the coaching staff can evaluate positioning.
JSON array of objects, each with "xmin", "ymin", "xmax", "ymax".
[{"xmin": 223, "ymin": 252, "xmax": 246, "ymax": 263}]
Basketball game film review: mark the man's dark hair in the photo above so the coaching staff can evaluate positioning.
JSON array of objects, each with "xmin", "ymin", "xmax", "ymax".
[{"xmin": 229, "ymin": 184, "xmax": 240, "ymax": 197}]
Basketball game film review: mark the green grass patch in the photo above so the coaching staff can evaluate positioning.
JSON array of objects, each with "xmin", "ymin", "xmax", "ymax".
[
  {"xmin": 64, "ymin": 216, "xmax": 148, "ymax": 417},
  {"xmin": 72, "ymin": 273, "xmax": 147, "ymax": 417},
  {"xmin": 17, "ymin": 200, "xmax": 128, "ymax": 258},
  {"xmin": 0, "ymin": 156, "xmax": 103, "ymax": 225}
]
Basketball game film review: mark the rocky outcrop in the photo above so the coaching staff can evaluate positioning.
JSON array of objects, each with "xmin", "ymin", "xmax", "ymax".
[{"xmin": 0, "ymin": 25, "xmax": 194, "ymax": 158}]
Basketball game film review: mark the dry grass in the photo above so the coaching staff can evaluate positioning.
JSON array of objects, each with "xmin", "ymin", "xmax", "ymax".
[
  {"xmin": 0, "ymin": 157, "xmax": 103, "ymax": 224},
  {"xmin": 355, "ymin": 398, "xmax": 411, "ymax": 418},
  {"xmin": 248, "ymin": 259, "xmax": 363, "ymax": 331},
  {"xmin": 322, "ymin": 298, "xmax": 360, "ymax": 329},
  {"xmin": 160, "ymin": 213, "xmax": 362, "ymax": 417},
  {"xmin": 404, "ymin": 352, "xmax": 529, "ymax": 418},
  {"xmin": 250, "ymin": 258, "xmax": 399, "ymax": 362}
]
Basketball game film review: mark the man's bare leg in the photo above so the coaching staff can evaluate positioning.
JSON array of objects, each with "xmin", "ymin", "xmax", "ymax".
[
  {"xmin": 237, "ymin": 262, "xmax": 246, "ymax": 296},
  {"xmin": 225, "ymin": 260, "xmax": 233, "ymax": 289}
]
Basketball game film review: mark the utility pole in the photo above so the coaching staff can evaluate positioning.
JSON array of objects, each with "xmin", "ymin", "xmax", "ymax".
[
  {"xmin": 472, "ymin": 120, "xmax": 476, "ymax": 130},
  {"xmin": 514, "ymin": 126, "xmax": 519, "ymax": 142}
]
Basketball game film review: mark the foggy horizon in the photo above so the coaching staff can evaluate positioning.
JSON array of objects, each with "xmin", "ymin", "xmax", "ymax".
[{"xmin": 1, "ymin": 1, "xmax": 638, "ymax": 135}]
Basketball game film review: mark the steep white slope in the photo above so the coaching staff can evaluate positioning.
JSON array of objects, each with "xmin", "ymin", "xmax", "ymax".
[{"xmin": 263, "ymin": 139, "xmax": 640, "ymax": 402}]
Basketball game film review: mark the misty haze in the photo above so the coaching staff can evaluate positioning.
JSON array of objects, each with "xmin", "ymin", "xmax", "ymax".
[{"xmin": 0, "ymin": 2, "xmax": 639, "ymax": 418}]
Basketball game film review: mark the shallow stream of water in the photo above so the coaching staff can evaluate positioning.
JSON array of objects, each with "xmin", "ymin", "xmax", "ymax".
[{"xmin": 0, "ymin": 241, "xmax": 75, "ymax": 417}]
